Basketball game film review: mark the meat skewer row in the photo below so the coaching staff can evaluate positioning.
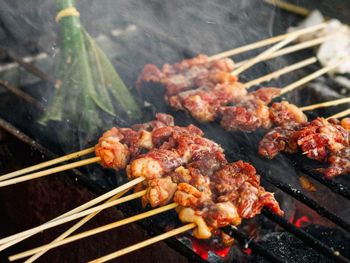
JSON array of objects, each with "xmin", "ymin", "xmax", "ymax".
[
  {"xmin": 0, "ymin": 23, "xmax": 327, "ymax": 184},
  {"xmin": 0, "ymin": 56, "xmax": 335, "ymax": 187},
  {"xmin": 0, "ymin": 114, "xmax": 235, "ymax": 244},
  {"xmin": 142, "ymin": 54, "xmax": 347, "ymax": 131},
  {"xmin": 137, "ymin": 24, "xmax": 327, "ymax": 98},
  {"xmin": 259, "ymin": 109, "xmax": 350, "ymax": 179},
  {"xmin": 8, "ymin": 144, "xmax": 283, "ymax": 262},
  {"xmin": 2, "ymin": 103, "xmax": 347, "ymax": 260},
  {"xmin": 1, "ymin": 90, "xmax": 348, "ymax": 189}
]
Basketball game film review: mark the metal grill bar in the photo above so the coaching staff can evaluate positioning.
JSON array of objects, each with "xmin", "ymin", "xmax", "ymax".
[
  {"xmin": 222, "ymin": 226, "xmax": 284, "ymax": 263},
  {"xmin": 262, "ymin": 208, "xmax": 350, "ymax": 263},
  {"xmin": 299, "ymin": 167, "xmax": 350, "ymax": 200},
  {"xmin": 262, "ymin": 176, "xmax": 350, "ymax": 233}
]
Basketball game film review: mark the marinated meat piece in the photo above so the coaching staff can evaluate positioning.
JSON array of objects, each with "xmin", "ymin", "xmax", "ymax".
[
  {"xmin": 172, "ymin": 135, "xmax": 224, "ymax": 163},
  {"xmin": 211, "ymin": 161, "xmax": 284, "ymax": 218},
  {"xmin": 137, "ymin": 55, "xmax": 236, "ymax": 96},
  {"xmin": 318, "ymin": 147, "xmax": 350, "ymax": 178},
  {"xmin": 167, "ymin": 82, "xmax": 248, "ymax": 122},
  {"xmin": 143, "ymin": 177, "xmax": 177, "ymax": 207},
  {"xmin": 212, "ymin": 161, "xmax": 258, "ymax": 201},
  {"xmin": 174, "ymin": 183, "xmax": 205, "ymax": 208},
  {"xmin": 171, "ymin": 165, "xmax": 213, "ymax": 204},
  {"xmin": 249, "ymin": 87, "xmax": 281, "ymax": 104},
  {"xmin": 188, "ymin": 150, "xmax": 227, "ymax": 177},
  {"xmin": 204, "ymin": 202, "xmax": 242, "ymax": 228},
  {"xmin": 236, "ymin": 182, "xmax": 283, "ymax": 218},
  {"xmin": 220, "ymin": 99, "xmax": 271, "ymax": 132},
  {"xmin": 178, "ymin": 207, "xmax": 212, "ymax": 239},
  {"xmin": 270, "ymin": 101, "xmax": 308, "ymax": 126},
  {"xmin": 297, "ymin": 118, "xmax": 349, "ymax": 162},
  {"xmin": 340, "ymin": 117, "xmax": 350, "ymax": 131},
  {"xmin": 152, "ymin": 124, "xmax": 203, "ymax": 147},
  {"xmin": 131, "ymin": 113, "xmax": 174, "ymax": 131},
  {"xmin": 127, "ymin": 149, "xmax": 183, "ymax": 180},
  {"xmin": 258, "ymin": 124, "xmax": 302, "ymax": 159},
  {"xmin": 95, "ymin": 127, "xmax": 130, "ymax": 170}
]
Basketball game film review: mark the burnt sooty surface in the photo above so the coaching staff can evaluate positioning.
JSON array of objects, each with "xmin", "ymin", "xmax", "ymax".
[{"xmin": 0, "ymin": 0, "xmax": 350, "ymax": 262}]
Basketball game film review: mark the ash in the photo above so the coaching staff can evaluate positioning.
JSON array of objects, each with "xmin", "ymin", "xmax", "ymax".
[{"xmin": 252, "ymin": 225, "xmax": 350, "ymax": 263}]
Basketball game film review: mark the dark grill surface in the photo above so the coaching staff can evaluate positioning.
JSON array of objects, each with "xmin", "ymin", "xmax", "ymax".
[{"xmin": 0, "ymin": 0, "xmax": 350, "ymax": 262}]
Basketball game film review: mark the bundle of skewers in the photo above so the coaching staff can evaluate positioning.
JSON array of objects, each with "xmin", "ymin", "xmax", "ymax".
[{"xmin": 0, "ymin": 21, "xmax": 350, "ymax": 263}]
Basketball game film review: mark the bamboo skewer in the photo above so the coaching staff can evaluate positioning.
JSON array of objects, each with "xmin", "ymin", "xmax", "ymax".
[
  {"xmin": 280, "ymin": 57, "xmax": 349, "ymax": 95},
  {"xmin": 0, "ymin": 147, "xmax": 95, "ymax": 182},
  {"xmin": 327, "ymin": 108, "xmax": 350, "ymax": 120},
  {"xmin": 231, "ymin": 35, "xmax": 298, "ymax": 76},
  {"xmin": 0, "ymin": 176, "xmax": 144, "ymax": 248},
  {"xmin": 263, "ymin": 0, "xmax": 310, "ymax": 17},
  {"xmin": 233, "ymin": 36, "xmax": 327, "ymax": 69},
  {"xmin": 88, "ymin": 224, "xmax": 196, "ymax": 263},
  {"xmin": 0, "ymin": 191, "xmax": 145, "ymax": 249},
  {"xmin": 24, "ymin": 189, "xmax": 129, "ymax": 263},
  {"xmin": 208, "ymin": 21, "xmax": 327, "ymax": 61},
  {"xmin": 9, "ymin": 203, "xmax": 180, "ymax": 261},
  {"xmin": 300, "ymin": 98, "xmax": 350, "ymax": 111},
  {"xmin": 0, "ymin": 156, "xmax": 101, "ymax": 187},
  {"xmin": 244, "ymin": 56, "xmax": 317, "ymax": 88}
]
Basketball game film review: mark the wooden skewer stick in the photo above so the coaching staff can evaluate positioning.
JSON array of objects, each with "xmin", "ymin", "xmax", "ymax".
[
  {"xmin": 231, "ymin": 35, "xmax": 298, "ymax": 76},
  {"xmin": 300, "ymin": 98, "xmax": 350, "ymax": 111},
  {"xmin": 87, "ymin": 223, "xmax": 196, "ymax": 263},
  {"xmin": 234, "ymin": 36, "xmax": 327, "ymax": 69},
  {"xmin": 0, "ymin": 156, "xmax": 101, "ymax": 187},
  {"xmin": 208, "ymin": 21, "xmax": 327, "ymax": 61},
  {"xmin": 17, "ymin": 190, "xmax": 130, "ymax": 263},
  {"xmin": 0, "ymin": 190, "xmax": 145, "ymax": 249},
  {"xmin": 280, "ymin": 57, "xmax": 349, "ymax": 95},
  {"xmin": 0, "ymin": 176, "xmax": 144, "ymax": 247},
  {"xmin": 9, "ymin": 203, "xmax": 180, "ymax": 261},
  {"xmin": 327, "ymin": 108, "xmax": 350, "ymax": 120},
  {"xmin": 263, "ymin": 0, "xmax": 310, "ymax": 16},
  {"xmin": 244, "ymin": 57, "xmax": 317, "ymax": 88},
  {"xmin": 0, "ymin": 147, "xmax": 95, "ymax": 182},
  {"xmin": 0, "ymin": 190, "xmax": 146, "ymax": 254}
]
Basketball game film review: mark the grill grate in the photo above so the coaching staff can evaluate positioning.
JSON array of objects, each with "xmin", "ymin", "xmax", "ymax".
[{"xmin": 1, "ymin": 1, "xmax": 350, "ymax": 261}]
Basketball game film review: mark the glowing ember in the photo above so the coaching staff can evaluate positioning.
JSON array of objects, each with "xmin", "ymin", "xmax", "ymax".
[
  {"xmin": 190, "ymin": 237, "xmax": 231, "ymax": 260},
  {"xmin": 290, "ymin": 212, "xmax": 311, "ymax": 228}
]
